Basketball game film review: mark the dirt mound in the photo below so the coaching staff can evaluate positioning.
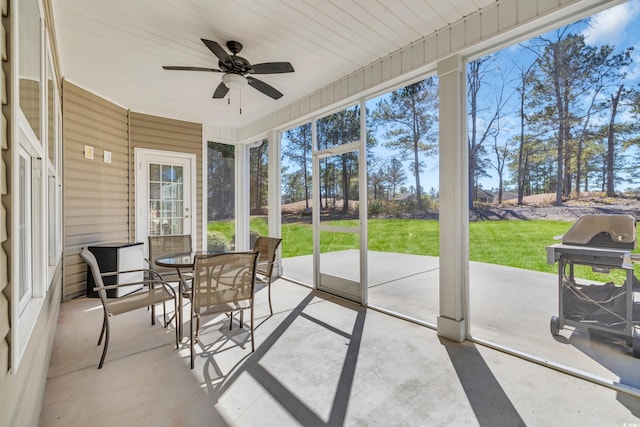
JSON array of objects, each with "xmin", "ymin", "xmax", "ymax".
[
  {"xmin": 472, "ymin": 193, "xmax": 640, "ymax": 221},
  {"xmin": 282, "ymin": 193, "xmax": 640, "ymax": 222}
]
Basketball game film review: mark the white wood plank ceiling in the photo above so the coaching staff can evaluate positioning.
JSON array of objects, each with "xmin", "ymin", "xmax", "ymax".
[{"xmin": 52, "ymin": 0, "xmax": 495, "ymax": 130}]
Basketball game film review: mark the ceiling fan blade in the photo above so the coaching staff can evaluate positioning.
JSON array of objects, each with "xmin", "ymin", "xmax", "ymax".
[
  {"xmin": 162, "ymin": 66, "xmax": 222, "ymax": 72},
  {"xmin": 201, "ymin": 39, "xmax": 233, "ymax": 65},
  {"xmin": 250, "ymin": 62, "xmax": 295, "ymax": 74},
  {"xmin": 246, "ymin": 76, "xmax": 283, "ymax": 100},
  {"xmin": 212, "ymin": 82, "xmax": 229, "ymax": 99}
]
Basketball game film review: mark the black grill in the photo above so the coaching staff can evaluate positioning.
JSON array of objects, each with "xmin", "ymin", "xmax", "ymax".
[{"xmin": 546, "ymin": 214, "xmax": 640, "ymax": 357}]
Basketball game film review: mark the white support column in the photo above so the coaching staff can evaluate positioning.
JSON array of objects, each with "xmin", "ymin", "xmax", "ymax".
[
  {"xmin": 359, "ymin": 98, "xmax": 368, "ymax": 306},
  {"xmin": 235, "ymin": 143, "xmax": 250, "ymax": 251},
  {"xmin": 201, "ymin": 125, "xmax": 208, "ymax": 250},
  {"xmin": 267, "ymin": 129, "xmax": 281, "ymax": 238},
  {"xmin": 311, "ymin": 119, "xmax": 320, "ymax": 290},
  {"xmin": 267, "ymin": 129, "xmax": 283, "ymax": 275},
  {"xmin": 437, "ymin": 55, "xmax": 469, "ymax": 342}
]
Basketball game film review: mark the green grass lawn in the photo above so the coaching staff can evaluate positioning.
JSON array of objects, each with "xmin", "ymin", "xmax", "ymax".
[{"xmin": 209, "ymin": 217, "xmax": 639, "ymax": 282}]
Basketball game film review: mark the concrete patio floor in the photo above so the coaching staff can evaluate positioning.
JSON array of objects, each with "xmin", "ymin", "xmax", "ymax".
[
  {"xmin": 39, "ymin": 255, "xmax": 640, "ymax": 426},
  {"xmin": 284, "ymin": 251, "xmax": 640, "ymax": 392}
]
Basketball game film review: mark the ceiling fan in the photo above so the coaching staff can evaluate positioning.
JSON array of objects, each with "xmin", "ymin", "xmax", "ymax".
[{"xmin": 163, "ymin": 39, "xmax": 294, "ymax": 100}]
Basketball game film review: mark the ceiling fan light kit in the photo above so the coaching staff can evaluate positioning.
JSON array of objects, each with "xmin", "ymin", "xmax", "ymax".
[
  {"xmin": 221, "ymin": 73, "xmax": 247, "ymax": 90},
  {"xmin": 222, "ymin": 73, "xmax": 245, "ymax": 114}
]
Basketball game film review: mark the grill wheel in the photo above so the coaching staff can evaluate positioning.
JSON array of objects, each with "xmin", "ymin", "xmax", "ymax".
[{"xmin": 550, "ymin": 316, "xmax": 560, "ymax": 337}]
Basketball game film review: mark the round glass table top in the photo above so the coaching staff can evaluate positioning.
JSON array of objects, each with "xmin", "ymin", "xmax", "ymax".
[{"xmin": 154, "ymin": 250, "xmax": 226, "ymax": 268}]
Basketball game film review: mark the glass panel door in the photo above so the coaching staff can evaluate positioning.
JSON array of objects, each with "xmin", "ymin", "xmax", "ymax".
[
  {"xmin": 314, "ymin": 146, "xmax": 365, "ymax": 303},
  {"xmin": 148, "ymin": 162, "xmax": 185, "ymax": 236},
  {"xmin": 135, "ymin": 150, "xmax": 194, "ymax": 247}
]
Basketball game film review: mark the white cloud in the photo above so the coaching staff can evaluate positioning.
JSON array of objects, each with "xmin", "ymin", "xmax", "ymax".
[
  {"xmin": 623, "ymin": 50, "xmax": 640, "ymax": 80},
  {"xmin": 583, "ymin": 0, "xmax": 640, "ymax": 45}
]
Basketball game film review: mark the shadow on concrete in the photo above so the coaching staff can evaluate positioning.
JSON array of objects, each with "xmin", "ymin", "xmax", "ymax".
[
  {"xmin": 441, "ymin": 337, "xmax": 526, "ymax": 427},
  {"xmin": 201, "ymin": 291, "xmax": 366, "ymax": 426},
  {"xmin": 565, "ymin": 328, "xmax": 640, "ymax": 417}
]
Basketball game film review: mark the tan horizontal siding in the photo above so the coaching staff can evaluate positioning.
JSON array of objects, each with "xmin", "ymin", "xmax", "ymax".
[
  {"xmin": 129, "ymin": 112, "xmax": 202, "ymax": 250},
  {"xmin": 63, "ymin": 197, "xmax": 130, "ymax": 209},
  {"xmin": 63, "ymin": 180, "xmax": 129, "ymax": 195},
  {"xmin": 62, "ymin": 255, "xmax": 89, "ymax": 296},
  {"xmin": 62, "ymin": 84, "xmax": 203, "ymax": 299},
  {"xmin": 132, "ymin": 123, "xmax": 200, "ymax": 139},
  {"xmin": 65, "ymin": 217, "xmax": 132, "ymax": 229},
  {"xmin": 2, "ymin": 1, "xmax": 65, "ymax": 425},
  {"xmin": 1, "ymin": 267, "xmax": 62, "ymax": 426},
  {"xmin": 0, "ymin": 0, "xmax": 8, "ymax": 389},
  {"xmin": 62, "ymin": 81, "xmax": 130, "ymax": 299}
]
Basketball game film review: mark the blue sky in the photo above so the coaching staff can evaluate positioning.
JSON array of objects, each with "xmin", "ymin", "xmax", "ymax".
[
  {"xmin": 281, "ymin": 0, "xmax": 640, "ymax": 199},
  {"xmin": 475, "ymin": 0, "xmax": 640, "ymax": 193},
  {"xmin": 368, "ymin": 0, "xmax": 640, "ymax": 196}
]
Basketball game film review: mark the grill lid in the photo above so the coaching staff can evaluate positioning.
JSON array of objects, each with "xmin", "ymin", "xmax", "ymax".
[{"xmin": 561, "ymin": 214, "xmax": 636, "ymax": 249}]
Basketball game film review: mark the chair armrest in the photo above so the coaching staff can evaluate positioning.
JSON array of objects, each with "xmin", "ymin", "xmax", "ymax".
[
  {"xmin": 156, "ymin": 269, "xmax": 194, "ymax": 276},
  {"xmin": 101, "ymin": 268, "xmax": 163, "ymax": 280},
  {"xmin": 94, "ymin": 279, "xmax": 177, "ymax": 297},
  {"xmin": 256, "ymin": 260, "xmax": 276, "ymax": 274}
]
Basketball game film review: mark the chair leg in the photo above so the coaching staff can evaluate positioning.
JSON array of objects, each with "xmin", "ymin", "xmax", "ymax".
[
  {"xmin": 250, "ymin": 305, "xmax": 255, "ymax": 352},
  {"xmin": 174, "ymin": 306, "xmax": 179, "ymax": 349},
  {"xmin": 195, "ymin": 313, "xmax": 201, "ymax": 343},
  {"xmin": 162, "ymin": 301, "xmax": 169, "ymax": 327},
  {"xmin": 240, "ymin": 309, "xmax": 244, "ymax": 328},
  {"xmin": 162, "ymin": 301, "xmax": 177, "ymax": 330},
  {"xmin": 97, "ymin": 313, "xmax": 107, "ymax": 346},
  {"xmin": 267, "ymin": 278, "xmax": 273, "ymax": 316},
  {"xmin": 98, "ymin": 317, "xmax": 111, "ymax": 369},
  {"xmin": 190, "ymin": 309, "xmax": 195, "ymax": 369},
  {"xmin": 173, "ymin": 300, "xmax": 180, "ymax": 348}
]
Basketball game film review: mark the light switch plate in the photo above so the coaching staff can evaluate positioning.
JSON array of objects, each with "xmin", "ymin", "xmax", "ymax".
[
  {"xmin": 84, "ymin": 145, "xmax": 94, "ymax": 159},
  {"xmin": 104, "ymin": 151, "xmax": 112, "ymax": 163}
]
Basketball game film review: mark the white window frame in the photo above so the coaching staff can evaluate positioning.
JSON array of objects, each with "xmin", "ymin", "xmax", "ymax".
[
  {"xmin": 12, "ymin": 125, "xmax": 46, "ymax": 370},
  {"xmin": 10, "ymin": 0, "xmax": 49, "ymax": 372},
  {"xmin": 16, "ymin": 146, "xmax": 33, "ymax": 314},
  {"xmin": 45, "ymin": 38, "xmax": 62, "ymax": 275}
]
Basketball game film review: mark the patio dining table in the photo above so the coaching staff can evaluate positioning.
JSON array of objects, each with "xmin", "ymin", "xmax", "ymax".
[{"xmin": 155, "ymin": 250, "xmax": 226, "ymax": 340}]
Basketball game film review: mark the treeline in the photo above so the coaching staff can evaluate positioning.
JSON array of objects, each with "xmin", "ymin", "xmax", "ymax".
[
  {"xmin": 470, "ymin": 21, "xmax": 640, "ymax": 206},
  {"xmin": 282, "ymin": 105, "xmax": 364, "ymax": 215},
  {"xmin": 210, "ymin": 17, "xmax": 640, "ymax": 220},
  {"xmin": 281, "ymin": 80, "xmax": 441, "ymax": 216}
]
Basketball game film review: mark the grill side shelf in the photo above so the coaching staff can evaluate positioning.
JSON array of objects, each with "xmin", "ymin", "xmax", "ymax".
[{"xmin": 546, "ymin": 244, "xmax": 633, "ymax": 269}]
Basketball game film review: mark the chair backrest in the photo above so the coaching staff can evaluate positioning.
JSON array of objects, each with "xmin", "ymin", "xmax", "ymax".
[
  {"xmin": 253, "ymin": 236, "xmax": 282, "ymax": 277},
  {"xmin": 192, "ymin": 252, "xmax": 258, "ymax": 311},
  {"xmin": 80, "ymin": 247, "xmax": 109, "ymax": 303},
  {"xmin": 148, "ymin": 234, "xmax": 193, "ymax": 274}
]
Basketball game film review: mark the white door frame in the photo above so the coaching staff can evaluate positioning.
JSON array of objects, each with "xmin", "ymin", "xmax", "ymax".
[
  {"xmin": 311, "ymin": 99, "xmax": 368, "ymax": 304},
  {"xmin": 134, "ymin": 148, "xmax": 197, "ymax": 253}
]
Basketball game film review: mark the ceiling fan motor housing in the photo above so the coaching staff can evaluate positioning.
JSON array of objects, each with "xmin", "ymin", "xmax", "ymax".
[{"xmin": 219, "ymin": 56, "xmax": 252, "ymax": 74}]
